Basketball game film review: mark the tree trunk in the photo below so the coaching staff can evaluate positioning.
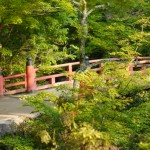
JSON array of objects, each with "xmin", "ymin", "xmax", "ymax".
[{"xmin": 79, "ymin": 0, "xmax": 88, "ymax": 71}]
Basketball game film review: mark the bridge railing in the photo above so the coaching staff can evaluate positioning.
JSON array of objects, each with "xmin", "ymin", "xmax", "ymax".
[
  {"xmin": 0, "ymin": 57, "xmax": 150, "ymax": 96},
  {"xmin": 34, "ymin": 62, "xmax": 80, "ymax": 91},
  {"xmin": 3, "ymin": 73, "xmax": 26, "ymax": 95}
]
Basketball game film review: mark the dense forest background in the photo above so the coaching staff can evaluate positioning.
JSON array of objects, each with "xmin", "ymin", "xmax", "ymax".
[
  {"xmin": 0, "ymin": 0, "xmax": 150, "ymax": 75},
  {"xmin": 0, "ymin": 1, "xmax": 150, "ymax": 150}
]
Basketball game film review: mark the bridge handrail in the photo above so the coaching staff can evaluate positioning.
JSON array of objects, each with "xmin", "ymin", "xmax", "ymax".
[
  {"xmin": 1, "ymin": 57, "xmax": 150, "ymax": 95},
  {"xmin": 4, "ymin": 73, "xmax": 26, "ymax": 80}
]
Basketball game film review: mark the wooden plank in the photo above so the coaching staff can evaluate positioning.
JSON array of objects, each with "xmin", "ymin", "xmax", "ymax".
[
  {"xmin": 137, "ymin": 56, "xmax": 150, "ymax": 60},
  {"xmin": 3, "ymin": 57, "xmax": 150, "ymax": 95},
  {"xmin": 52, "ymin": 62, "xmax": 80, "ymax": 68},
  {"xmin": 4, "ymin": 88, "xmax": 26, "ymax": 95},
  {"xmin": 89, "ymin": 58, "xmax": 120, "ymax": 63},
  {"xmin": 136, "ymin": 60, "xmax": 150, "ymax": 64},
  {"xmin": 50, "ymin": 78, "xmax": 55, "ymax": 84},
  {"xmin": 4, "ymin": 73, "xmax": 26, "ymax": 80},
  {"xmin": 35, "ymin": 84, "xmax": 53, "ymax": 90},
  {"xmin": 5, "ymin": 82, "xmax": 26, "ymax": 88},
  {"xmin": 35, "ymin": 73, "xmax": 65, "ymax": 81}
]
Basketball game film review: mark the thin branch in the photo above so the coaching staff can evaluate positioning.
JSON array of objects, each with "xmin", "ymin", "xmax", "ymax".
[
  {"xmin": 70, "ymin": 0, "xmax": 82, "ymax": 15},
  {"xmin": 87, "ymin": 4, "xmax": 105, "ymax": 17},
  {"xmin": 82, "ymin": 0, "xmax": 87, "ymax": 7},
  {"xmin": 71, "ymin": 0, "xmax": 80, "ymax": 7}
]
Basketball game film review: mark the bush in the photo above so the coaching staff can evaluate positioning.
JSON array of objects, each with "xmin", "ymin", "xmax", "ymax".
[{"xmin": 1, "ymin": 62, "xmax": 150, "ymax": 150}]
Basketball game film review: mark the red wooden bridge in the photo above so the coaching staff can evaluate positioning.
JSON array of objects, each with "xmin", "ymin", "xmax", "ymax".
[{"xmin": 0, "ymin": 57, "xmax": 150, "ymax": 96}]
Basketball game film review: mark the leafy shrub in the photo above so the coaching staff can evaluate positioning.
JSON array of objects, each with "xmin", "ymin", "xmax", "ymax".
[{"xmin": 1, "ymin": 62, "xmax": 150, "ymax": 150}]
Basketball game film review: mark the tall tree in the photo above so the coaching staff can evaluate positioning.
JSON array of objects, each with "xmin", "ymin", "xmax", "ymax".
[
  {"xmin": 69, "ymin": 0, "xmax": 148, "ymax": 69},
  {"xmin": 0, "ymin": 0, "xmax": 75, "ymax": 75}
]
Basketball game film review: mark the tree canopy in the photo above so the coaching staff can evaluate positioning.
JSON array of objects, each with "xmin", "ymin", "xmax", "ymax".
[
  {"xmin": 0, "ymin": 0, "xmax": 150, "ymax": 74},
  {"xmin": 0, "ymin": 1, "xmax": 150, "ymax": 149}
]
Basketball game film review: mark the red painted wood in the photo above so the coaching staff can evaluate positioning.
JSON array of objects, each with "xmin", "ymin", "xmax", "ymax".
[
  {"xmin": 67, "ymin": 64, "xmax": 73, "ymax": 81},
  {"xmin": 137, "ymin": 60, "xmax": 150, "ymax": 64},
  {"xmin": 137, "ymin": 57, "xmax": 150, "ymax": 60},
  {"xmin": 128, "ymin": 64, "xmax": 134, "ymax": 76},
  {"xmin": 98, "ymin": 63, "xmax": 103, "ymax": 75},
  {"xmin": 4, "ymin": 88, "xmax": 26, "ymax": 95},
  {"xmin": 26, "ymin": 65, "xmax": 36, "ymax": 93},
  {"xmin": 2, "ymin": 57, "xmax": 150, "ymax": 95},
  {"xmin": 0, "ymin": 75, "xmax": 4, "ymax": 96},
  {"xmin": 35, "ymin": 84, "xmax": 53, "ymax": 90},
  {"xmin": 35, "ymin": 74, "xmax": 64, "ymax": 81},
  {"xmin": 52, "ymin": 62, "xmax": 80, "ymax": 68},
  {"xmin": 4, "ymin": 73, "xmax": 26, "ymax": 80},
  {"xmin": 5, "ymin": 81, "xmax": 26, "ymax": 88},
  {"xmin": 50, "ymin": 78, "xmax": 55, "ymax": 84},
  {"xmin": 34, "ymin": 68, "xmax": 39, "ymax": 72}
]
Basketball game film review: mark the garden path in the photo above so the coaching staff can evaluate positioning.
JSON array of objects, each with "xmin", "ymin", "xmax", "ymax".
[{"xmin": 0, "ymin": 88, "xmax": 58, "ymax": 137}]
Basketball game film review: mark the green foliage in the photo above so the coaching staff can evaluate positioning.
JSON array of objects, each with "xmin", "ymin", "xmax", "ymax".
[
  {"xmin": 0, "ymin": 136, "xmax": 34, "ymax": 150},
  {"xmin": 1, "ymin": 62, "xmax": 150, "ymax": 149},
  {"xmin": 0, "ymin": 0, "xmax": 150, "ymax": 148},
  {"xmin": 87, "ymin": 12, "xmax": 150, "ymax": 58},
  {"xmin": 0, "ymin": 0, "xmax": 150, "ymax": 74},
  {"xmin": 0, "ymin": 0, "xmax": 76, "ymax": 75}
]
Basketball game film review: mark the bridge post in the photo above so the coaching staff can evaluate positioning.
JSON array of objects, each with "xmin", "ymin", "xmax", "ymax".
[
  {"xmin": 98, "ymin": 63, "xmax": 103, "ymax": 74},
  {"xmin": 128, "ymin": 64, "xmax": 134, "ymax": 76},
  {"xmin": 26, "ymin": 58, "xmax": 36, "ymax": 93},
  {"xmin": 0, "ymin": 70, "xmax": 4, "ymax": 96},
  {"xmin": 67, "ymin": 64, "xmax": 73, "ymax": 81}
]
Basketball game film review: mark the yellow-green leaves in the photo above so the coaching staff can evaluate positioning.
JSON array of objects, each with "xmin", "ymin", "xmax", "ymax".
[
  {"xmin": 5, "ymin": 16, "xmax": 22, "ymax": 24},
  {"xmin": 59, "ymin": 0, "xmax": 75, "ymax": 13},
  {"xmin": 69, "ymin": 123, "xmax": 111, "ymax": 149},
  {"xmin": 139, "ymin": 140, "xmax": 150, "ymax": 150},
  {"xmin": 135, "ymin": 16, "xmax": 150, "ymax": 31},
  {"xmin": 39, "ymin": 130, "xmax": 51, "ymax": 144},
  {"xmin": 0, "ymin": 48, "xmax": 12, "ymax": 56}
]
